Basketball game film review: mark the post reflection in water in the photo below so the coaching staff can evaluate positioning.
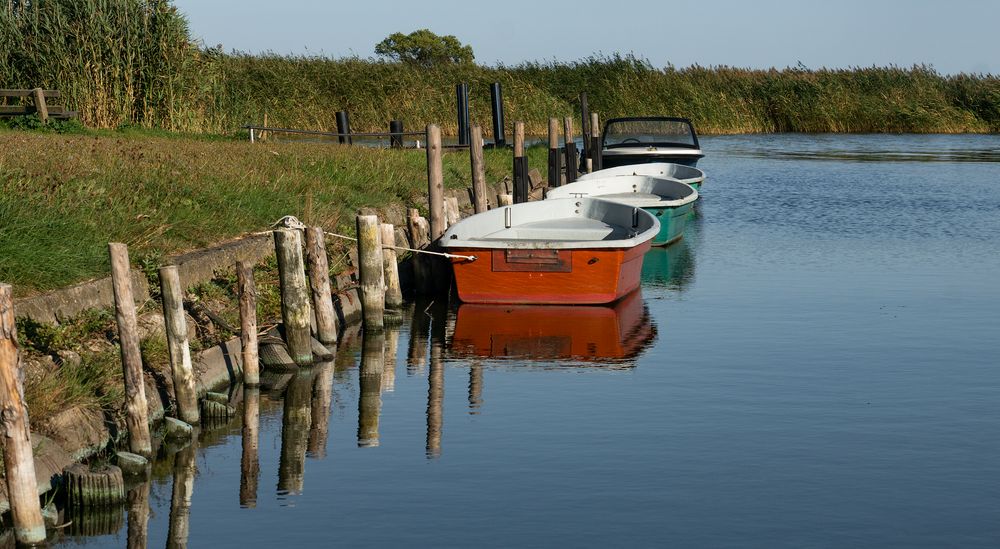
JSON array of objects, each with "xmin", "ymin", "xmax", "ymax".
[
  {"xmin": 166, "ymin": 441, "xmax": 197, "ymax": 549},
  {"xmin": 358, "ymin": 331, "xmax": 385, "ymax": 447},
  {"xmin": 240, "ymin": 387, "xmax": 260, "ymax": 508},
  {"xmin": 308, "ymin": 361, "xmax": 334, "ymax": 458},
  {"xmin": 278, "ymin": 369, "xmax": 316, "ymax": 495},
  {"xmin": 126, "ymin": 481, "xmax": 150, "ymax": 549},
  {"xmin": 426, "ymin": 300, "xmax": 448, "ymax": 458},
  {"xmin": 407, "ymin": 300, "xmax": 431, "ymax": 375},
  {"xmin": 450, "ymin": 289, "xmax": 656, "ymax": 364},
  {"xmin": 468, "ymin": 361, "xmax": 483, "ymax": 414},
  {"xmin": 382, "ymin": 322, "xmax": 400, "ymax": 392}
]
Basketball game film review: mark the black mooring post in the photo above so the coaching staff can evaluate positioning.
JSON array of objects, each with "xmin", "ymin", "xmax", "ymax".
[
  {"xmin": 456, "ymin": 83, "xmax": 470, "ymax": 146},
  {"xmin": 336, "ymin": 111, "xmax": 352, "ymax": 145},
  {"xmin": 513, "ymin": 157, "xmax": 529, "ymax": 203},
  {"xmin": 389, "ymin": 120, "xmax": 404, "ymax": 149},
  {"xmin": 490, "ymin": 82, "xmax": 506, "ymax": 147},
  {"xmin": 579, "ymin": 92, "xmax": 590, "ymax": 163}
]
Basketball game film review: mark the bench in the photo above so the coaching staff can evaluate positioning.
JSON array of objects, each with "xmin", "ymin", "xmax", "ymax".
[{"xmin": 0, "ymin": 88, "xmax": 78, "ymax": 123}]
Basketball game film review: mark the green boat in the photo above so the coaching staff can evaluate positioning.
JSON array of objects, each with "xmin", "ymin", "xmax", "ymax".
[
  {"xmin": 545, "ymin": 175, "xmax": 698, "ymax": 246},
  {"xmin": 579, "ymin": 162, "xmax": 707, "ymax": 190}
]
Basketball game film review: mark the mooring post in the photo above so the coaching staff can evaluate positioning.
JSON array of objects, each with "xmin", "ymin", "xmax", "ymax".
[
  {"xmin": 470, "ymin": 124, "xmax": 488, "ymax": 214},
  {"xmin": 579, "ymin": 92, "xmax": 590, "ymax": 165},
  {"xmin": 358, "ymin": 331, "xmax": 385, "ymax": 448},
  {"xmin": 389, "ymin": 120, "xmax": 404, "ymax": 149},
  {"xmin": 426, "ymin": 124, "xmax": 445, "ymax": 241},
  {"xmin": 590, "ymin": 112, "xmax": 602, "ymax": 172},
  {"xmin": 444, "ymin": 196, "xmax": 461, "ymax": 227},
  {"xmin": 236, "ymin": 261, "xmax": 259, "ymax": 386},
  {"xmin": 240, "ymin": 387, "xmax": 260, "ymax": 508},
  {"xmin": 305, "ymin": 227, "xmax": 338, "ymax": 345},
  {"xmin": 455, "ymin": 82, "xmax": 470, "ymax": 146},
  {"xmin": 380, "ymin": 223, "xmax": 404, "ymax": 310},
  {"xmin": 513, "ymin": 121, "xmax": 528, "ymax": 203},
  {"xmin": 335, "ymin": 110, "xmax": 352, "ymax": 145},
  {"xmin": 159, "ymin": 265, "xmax": 200, "ymax": 425},
  {"xmin": 357, "ymin": 215, "xmax": 386, "ymax": 332},
  {"xmin": 564, "ymin": 116, "xmax": 578, "ymax": 183},
  {"xmin": 489, "ymin": 82, "xmax": 506, "ymax": 147},
  {"xmin": 498, "ymin": 193, "xmax": 513, "ymax": 206},
  {"xmin": 273, "ymin": 229, "xmax": 313, "ymax": 366},
  {"xmin": 407, "ymin": 209, "xmax": 432, "ymax": 295},
  {"xmin": 0, "ymin": 284, "xmax": 46, "ymax": 545},
  {"xmin": 31, "ymin": 87, "xmax": 48, "ymax": 124},
  {"xmin": 108, "ymin": 243, "xmax": 152, "ymax": 457},
  {"xmin": 548, "ymin": 117, "xmax": 561, "ymax": 187}
]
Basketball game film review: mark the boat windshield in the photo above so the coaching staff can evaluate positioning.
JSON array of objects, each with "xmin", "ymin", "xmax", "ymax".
[{"xmin": 602, "ymin": 117, "xmax": 699, "ymax": 149}]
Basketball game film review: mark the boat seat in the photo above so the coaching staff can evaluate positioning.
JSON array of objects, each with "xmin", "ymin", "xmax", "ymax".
[{"xmin": 482, "ymin": 217, "xmax": 629, "ymax": 242}]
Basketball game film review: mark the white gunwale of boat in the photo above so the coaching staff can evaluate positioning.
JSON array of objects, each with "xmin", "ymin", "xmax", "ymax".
[
  {"xmin": 579, "ymin": 162, "xmax": 706, "ymax": 186},
  {"xmin": 602, "ymin": 146, "xmax": 704, "ymax": 158},
  {"xmin": 439, "ymin": 198, "xmax": 659, "ymax": 250},
  {"xmin": 545, "ymin": 175, "xmax": 699, "ymax": 209}
]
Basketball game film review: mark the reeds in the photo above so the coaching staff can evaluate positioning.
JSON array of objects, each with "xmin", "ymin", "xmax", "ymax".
[{"xmin": 2, "ymin": 1, "xmax": 998, "ymax": 134}]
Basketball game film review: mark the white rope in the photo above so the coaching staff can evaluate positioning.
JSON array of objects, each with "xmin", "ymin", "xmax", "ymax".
[{"xmin": 262, "ymin": 215, "xmax": 478, "ymax": 262}]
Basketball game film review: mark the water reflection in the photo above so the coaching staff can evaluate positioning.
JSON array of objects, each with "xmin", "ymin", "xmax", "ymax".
[
  {"xmin": 240, "ymin": 387, "xmax": 260, "ymax": 508},
  {"xmin": 640, "ymin": 242, "xmax": 696, "ymax": 291},
  {"xmin": 450, "ymin": 290, "xmax": 656, "ymax": 364},
  {"xmin": 166, "ymin": 441, "xmax": 197, "ymax": 549},
  {"xmin": 126, "ymin": 481, "xmax": 149, "ymax": 549},
  {"xmin": 426, "ymin": 300, "xmax": 448, "ymax": 458},
  {"xmin": 308, "ymin": 362, "xmax": 334, "ymax": 458},
  {"xmin": 278, "ymin": 370, "xmax": 315, "ymax": 495},
  {"xmin": 358, "ymin": 333, "xmax": 384, "ymax": 448},
  {"xmin": 468, "ymin": 361, "xmax": 484, "ymax": 414},
  {"xmin": 407, "ymin": 301, "xmax": 431, "ymax": 375}
]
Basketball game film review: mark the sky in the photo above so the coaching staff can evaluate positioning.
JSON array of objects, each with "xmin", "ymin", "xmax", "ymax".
[{"xmin": 171, "ymin": 0, "xmax": 998, "ymax": 75}]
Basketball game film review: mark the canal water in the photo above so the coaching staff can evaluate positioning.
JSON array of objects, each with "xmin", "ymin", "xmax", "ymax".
[{"xmin": 53, "ymin": 134, "xmax": 1000, "ymax": 547}]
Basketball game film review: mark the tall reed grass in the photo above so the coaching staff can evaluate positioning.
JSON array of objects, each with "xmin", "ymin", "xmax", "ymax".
[{"xmin": 2, "ymin": 1, "xmax": 998, "ymax": 134}]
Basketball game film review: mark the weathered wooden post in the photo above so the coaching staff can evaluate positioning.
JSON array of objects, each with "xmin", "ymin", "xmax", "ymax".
[
  {"xmin": 513, "ymin": 121, "xmax": 528, "ymax": 203},
  {"xmin": 308, "ymin": 362, "xmax": 334, "ymax": 458},
  {"xmin": 305, "ymin": 227, "xmax": 338, "ymax": 345},
  {"xmin": 590, "ymin": 112, "xmax": 602, "ymax": 172},
  {"xmin": 240, "ymin": 387, "xmax": 260, "ymax": 508},
  {"xmin": 236, "ymin": 261, "xmax": 259, "ymax": 386},
  {"xmin": 470, "ymin": 124, "xmax": 488, "ymax": 214},
  {"xmin": 444, "ymin": 197, "xmax": 461, "ymax": 227},
  {"xmin": 159, "ymin": 265, "xmax": 200, "ymax": 425},
  {"xmin": 357, "ymin": 215, "xmax": 385, "ymax": 331},
  {"xmin": 31, "ymin": 88, "xmax": 48, "ymax": 124},
  {"xmin": 564, "ymin": 116, "xmax": 578, "ymax": 183},
  {"xmin": 273, "ymin": 229, "xmax": 313, "ymax": 366},
  {"xmin": 497, "ymin": 193, "xmax": 513, "ymax": 206},
  {"xmin": 407, "ymin": 209, "xmax": 432, "ymax": 295},
  {"xmin": 380, "ymin": 223, "xmax": 404, "ymax": 309},
  {"xmin": 278, "ymin": 370, "xmax": 314, "ymax": 493},
  {"xmin": 548, "ymin": 117, "xmax": 561, "ymax": 188},
  {"xmin": 426, "ymin": 124, "xmax": 445, "ymax": 241},
  {"xmin": 0, "ymin": 283, "xmax": 46, "ymax": 545},
  {"xmin": 358, "ymin": 331, "xmax": 385, "ymax": 448},
  {"xmin": 580, "ymin": 92, "xmax": 591, "ymax": 166},
  {"xmin": 108, "ymin": 243, "xmax": 152, "ymax": 456}
]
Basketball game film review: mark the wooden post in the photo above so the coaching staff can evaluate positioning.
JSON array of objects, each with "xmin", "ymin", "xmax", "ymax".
[
  {"xmin": 513, "ymin": 121, "xmax": 528, "ymax": 203},
  {"xmin": 356, "ymin": 215, "xmax": 385, "ymax": 331},
  {"xmin": 108, "ymin": 243, "xmax": 152, "ymax": 456},
  {"xmin": 273, "ymin": 229, "xmax": 313, "ymax": 366},
  {"xmin": 305, "ymin": 227, "xmax": 338, "ymax": 344},
  {"xmin": 579, "ymin": 92, "xmax": 591, "ymax": 163},
  {"xmin": 380, "ymin": 223, "xmax": 404, "ymax": 309},
  {"xmin": 236, "ymin": 261, "xmax": 259, "ymax": 386},
  {"xmin": 564, "ymin": 116, "xmax": 578, "ymax": 183},
  {"xmin": 548, "ymin": 118, "xmax": 561, "ymax": 188},
  {"xmin": 159, "ymin": 265, "xmax": 199, "ymax": 425},
  {"xmin": 470, "ymin": 124, "xmax": 488, "ymax": 214},
  {"xmin": 31, "ymin": 88, "xmax": 48, "ymax": 124},
  {"xmin": 497, "ymin": 193, "xmax": 513, "ymax": 206},
  {"xmin": 426, "ymin": 124, "xmax": 445, "ymax": 241},
  {"xmin": 444, "ymin": 197, "xmax": 461, "ymax": 227},
  {"xmin": 358, "ymin": 332, "xmax": 385, "ymax": 448},
  {"xmin": 0, "ymin": 284, "xmax": 46, "ymax": 545},
  {"xmin": 590, "ymin": 112, "xmax": 602, "ymax": 172},
  {"xmin": 240, "ymin": 387, "xmax": 260, "ymax": 508},
  {"xmin": 407, "ymin": 209, "xmax": 432, "ymax": 295}
]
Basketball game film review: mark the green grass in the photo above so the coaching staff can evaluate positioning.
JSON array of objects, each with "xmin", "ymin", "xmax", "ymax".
[{"xmin": 0, "ymin": 127, "xmax": 528, "ymax": 294}]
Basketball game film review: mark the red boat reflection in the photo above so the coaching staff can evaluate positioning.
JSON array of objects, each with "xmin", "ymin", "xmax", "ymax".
[{"xmin": 450, "ymin": 290, "xmax": 656, "ymax": 364}]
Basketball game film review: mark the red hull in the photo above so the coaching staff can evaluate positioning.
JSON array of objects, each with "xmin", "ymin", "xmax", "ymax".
[{"xmin": 448, "ymin": 241, "xmax": 651, "ymax": 304}]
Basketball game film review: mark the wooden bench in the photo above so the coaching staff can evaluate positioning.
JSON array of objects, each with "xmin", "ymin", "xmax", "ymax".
[{"xmin": 0, "ymin": 88, "xmax": 78, "ymax": 123}]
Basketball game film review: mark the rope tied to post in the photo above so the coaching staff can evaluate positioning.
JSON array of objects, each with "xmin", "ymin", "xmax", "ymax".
[{"xmin": 266, "ymin": 215, "xmax": 477, "ymax": 262}]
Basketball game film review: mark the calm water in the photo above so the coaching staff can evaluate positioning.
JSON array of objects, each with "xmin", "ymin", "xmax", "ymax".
[{"xmin": 53, "ymin": 134, "xmax": 1000, "ymax": 548}]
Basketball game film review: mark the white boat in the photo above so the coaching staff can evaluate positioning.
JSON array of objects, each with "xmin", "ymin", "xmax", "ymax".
[
  {"xmin": 599, "ymin": 117, "xmax": 703, "ymax": 168},
  {"xmin": 580, "ymin": 162, "xmax": 706, "ymax": 190},
  {"xmin": 546, "ymin": 175, "xmax": 698, "ymax": 246}
]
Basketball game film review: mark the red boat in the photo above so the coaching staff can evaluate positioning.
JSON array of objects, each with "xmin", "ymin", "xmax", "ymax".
[
  {"xmin": 439, "ymin": 198, "xmax": 659, "ymax": 304},
  {"xmin": 450, "ymin": 289, "xmax": 655, "ymax": 363}
]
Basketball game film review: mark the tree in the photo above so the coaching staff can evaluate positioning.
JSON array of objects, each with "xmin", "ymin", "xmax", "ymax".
[{"xmin": 375, "ymin": 29, "xmax": 474, "ymax": 66}]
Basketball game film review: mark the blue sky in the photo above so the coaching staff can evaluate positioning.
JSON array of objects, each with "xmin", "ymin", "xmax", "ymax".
[{"xmin": 172, "ymin": 0, "xmax": 997, "ymax": 75}]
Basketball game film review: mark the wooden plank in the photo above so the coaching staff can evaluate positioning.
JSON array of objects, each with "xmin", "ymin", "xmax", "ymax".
[{"xmin": 0, "ymin": 89, "xmax": 60, "ymax": 98}]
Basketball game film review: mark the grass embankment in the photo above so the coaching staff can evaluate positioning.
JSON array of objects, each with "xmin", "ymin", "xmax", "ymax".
[{"xmin": 3, "ymin": 1, "xmax": 999, "ymax": 135}]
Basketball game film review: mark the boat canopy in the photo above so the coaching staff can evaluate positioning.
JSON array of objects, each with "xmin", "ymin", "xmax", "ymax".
[{"xmin": 602, "ymin": 117, "xmax": 700, "ymax": 150}]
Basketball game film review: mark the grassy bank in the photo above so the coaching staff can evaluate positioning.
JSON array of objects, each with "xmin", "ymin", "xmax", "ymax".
[
  {"xmin": 2, "ymin": 1, "xmax": 998, "ymax": 135},
  {"xmin": 0, "ymin": 128, "xmax": 533, "ymax": 295}
]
